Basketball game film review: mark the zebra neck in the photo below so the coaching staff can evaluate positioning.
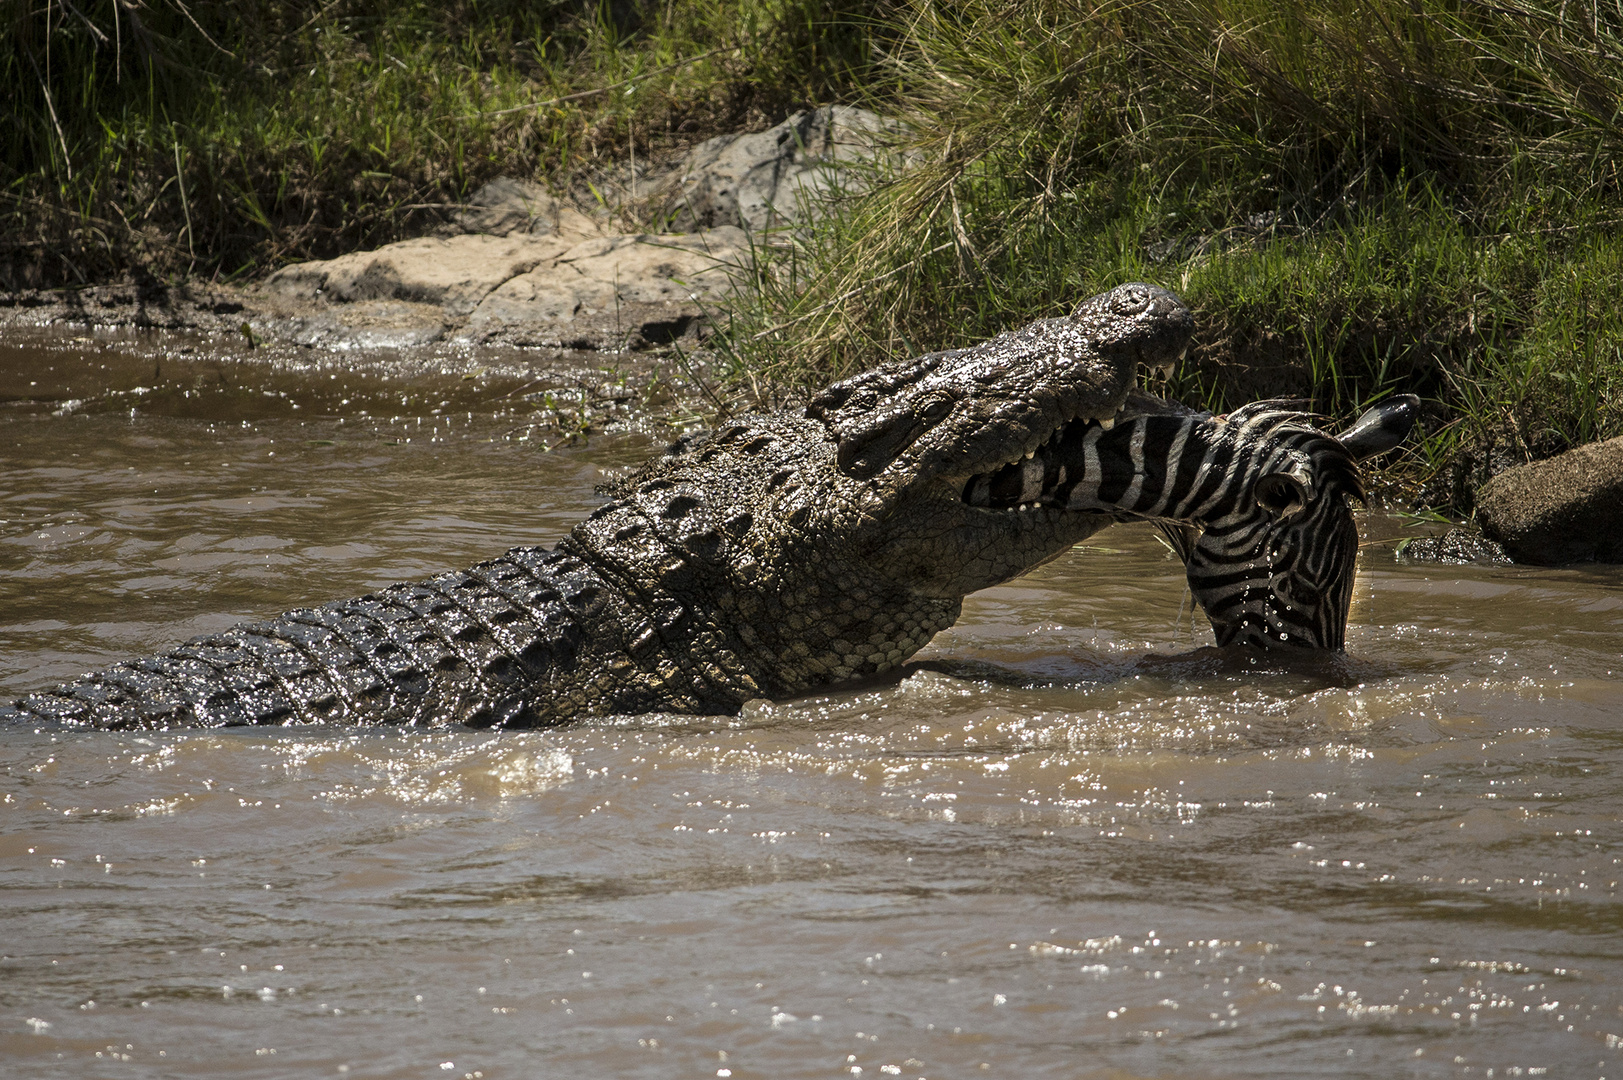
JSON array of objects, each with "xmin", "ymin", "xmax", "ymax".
[{"xmin": 1062, "ymin": 414, "xmax": 1243, "ymax": 522}]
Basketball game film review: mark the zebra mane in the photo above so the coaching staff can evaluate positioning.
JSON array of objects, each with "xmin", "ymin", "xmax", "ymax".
[{"xmin": 1220, "ymin": 400, "xmax": 1366, "ymax": 505}]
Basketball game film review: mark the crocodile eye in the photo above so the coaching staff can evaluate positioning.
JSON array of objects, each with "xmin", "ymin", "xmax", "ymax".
[
  {"xmin": 1108, "ymin": 283, "xmax": 1151, "ymax": 314},
  {"xmin": 917, "ymin": 395, "xmax": 953, "ymax": 425}
]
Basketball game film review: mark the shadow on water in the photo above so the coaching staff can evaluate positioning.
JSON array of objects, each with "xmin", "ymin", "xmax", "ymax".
[{"xmin": 915, "ymin": 644, "xmax": 1389, "ymax": 694}]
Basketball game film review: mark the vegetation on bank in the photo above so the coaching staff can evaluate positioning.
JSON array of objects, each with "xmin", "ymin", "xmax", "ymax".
[
  {"xmin": 733, "ymin": 0, "xmax": 1623, "ymax": 506},
  {"xmin": 2, "ymin": 0, "xmax": 873, "ymax": 280},
  {"xmin": 6, "ymin": 0, "xmax": 1623, "ymax": 508}
]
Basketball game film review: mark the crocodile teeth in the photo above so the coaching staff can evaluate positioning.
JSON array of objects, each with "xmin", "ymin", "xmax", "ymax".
[{"xmin": 1098, "ymin": 416, "xmax": 1115, "ymax": 431}]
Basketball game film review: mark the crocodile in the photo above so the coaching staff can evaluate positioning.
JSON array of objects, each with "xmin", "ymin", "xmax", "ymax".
[{"xmin": 0, "ymin": 283, "xmax": 1397, "ymax": 731}]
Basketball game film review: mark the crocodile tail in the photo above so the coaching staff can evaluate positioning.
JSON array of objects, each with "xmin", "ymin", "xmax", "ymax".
[{"xmin": 0, "ymin": 546, "xmax": 597, "ymax": 731}]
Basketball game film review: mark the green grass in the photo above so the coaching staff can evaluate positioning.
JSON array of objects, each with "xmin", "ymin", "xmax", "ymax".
[
  {"xmin": 1, "ymin": 0, "xmax": 876, "ymax": 282},
  {"xmin": 7, "ymin": 0, "xmax": 1623, "ymax": 510}
]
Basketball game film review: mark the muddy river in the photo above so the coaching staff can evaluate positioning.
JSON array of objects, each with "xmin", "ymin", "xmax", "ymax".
[{"xmin": 3, "ymin": 330, "xmax": 1622, "ymax": 1079}]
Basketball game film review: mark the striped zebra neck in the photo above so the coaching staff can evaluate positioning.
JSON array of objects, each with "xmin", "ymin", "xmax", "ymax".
[{"xmin": 962, "ymin": 403, "xmax": 1363, "ymax": 650}]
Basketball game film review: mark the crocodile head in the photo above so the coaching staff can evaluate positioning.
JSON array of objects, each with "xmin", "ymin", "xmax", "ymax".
[
  {"xmin": 591, "ymin": 283, "xmax": 1196, "ymax": 698},
  {"xmin": 803, "ymin": 282, "xmax": 1196, "ymax": 597}
]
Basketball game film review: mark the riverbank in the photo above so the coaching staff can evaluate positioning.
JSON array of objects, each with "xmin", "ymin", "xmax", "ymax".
[{"xmin": 5, "ymin": 0, "xmax": 1621, "ymax": 514}]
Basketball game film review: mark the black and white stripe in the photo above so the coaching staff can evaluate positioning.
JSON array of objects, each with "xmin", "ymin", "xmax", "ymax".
[
  {"xmin": 964, "ymin": 396, "xmax": 1418, "ymax": 650},
  {"xmin": 1142, "ymin": 404, "xmax": 1362, "ymax": 650}
]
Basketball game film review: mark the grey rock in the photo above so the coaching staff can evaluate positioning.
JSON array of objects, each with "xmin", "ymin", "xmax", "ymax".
[
  {"xmin": 1476, "ymin": 435, "xmax": 1623, "ymax": 563},
  {"xmin": 450, "ymin": 177, "xmax": 605, "ymax": 239},
  {"xmin": 661, "ymin": 105, "xmax": 904, "ymax": 233},
  {"xmin": 453, "ymin": 177, "xmax": 555, "ymax": 235}
]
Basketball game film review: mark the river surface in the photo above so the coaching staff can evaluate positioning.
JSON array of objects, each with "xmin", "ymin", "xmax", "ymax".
[{"xmin": 3, "ymin": 330, "xmax": 1623, "ymax": 1079}]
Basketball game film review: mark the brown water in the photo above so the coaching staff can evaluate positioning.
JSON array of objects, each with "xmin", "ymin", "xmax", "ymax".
[{"xmin": 4, "ymin": 331, "xmax": 1623, "ymax": 1080}]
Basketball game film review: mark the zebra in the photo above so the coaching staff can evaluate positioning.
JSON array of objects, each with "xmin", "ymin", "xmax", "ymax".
[{"xmin": 962, "ymin": 394, "xmax": 1419, "ymax": 650}]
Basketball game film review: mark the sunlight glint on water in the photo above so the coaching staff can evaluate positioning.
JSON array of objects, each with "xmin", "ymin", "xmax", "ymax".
[{"xmin": 3, "ymin": 337, "xmax": 1623, "ymax": 1079}]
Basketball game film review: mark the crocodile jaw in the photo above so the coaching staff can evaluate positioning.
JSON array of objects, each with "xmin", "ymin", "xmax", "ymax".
[
  {"xmin": 953, "ymin": 387, "xmax": 1196, "ymax": 515},
  {"xmin": 805, "ymin": 283, "xmax": 1195, "ymax": 490}
]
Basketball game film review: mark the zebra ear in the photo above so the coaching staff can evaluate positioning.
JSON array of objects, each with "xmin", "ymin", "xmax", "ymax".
[
  {"xmin": 1253, "ymin": 466, "xmax": 1313, "ymax": 519},
  {"xmin": 1339, "ymin": 394, "xmax": 1420, "ymax": 461}
]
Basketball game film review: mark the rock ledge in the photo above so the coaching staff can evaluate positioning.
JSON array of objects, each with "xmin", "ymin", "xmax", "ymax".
[{"xmin": 1475, "ymin": 435, "xmax": 1623, "ymax": 564}]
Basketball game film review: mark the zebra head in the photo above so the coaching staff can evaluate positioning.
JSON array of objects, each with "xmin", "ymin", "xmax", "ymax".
[
  {"xmin": 1160, "ymin": 395, "xmax": 1419, "ymax": 651},
  {"xmin": 959, "ymin": 391, "xmax": 1419, "ymax": 651}
]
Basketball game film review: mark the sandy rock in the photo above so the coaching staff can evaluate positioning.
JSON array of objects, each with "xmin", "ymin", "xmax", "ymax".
[
  {"xmin": 249, "ymin": 106, "xmax": 907, "ymax": 350},
  {"xmin": 1475, "ymin": 435, "xmax": 1623, "ymax": 563},
  {"xmin": 461, "ymin": 228, "xmax": 746, "ymax": 347},
  {"xmin": 662, "ymin": 106, "xmax": 904, "ymax": 233},
  {"xmin": 263, "ymin": 299, "xmax": 454, "ymax": 350},
  {"xmin": 265, "ymin": 234, "xmax": 569, "ymax": 317}
]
